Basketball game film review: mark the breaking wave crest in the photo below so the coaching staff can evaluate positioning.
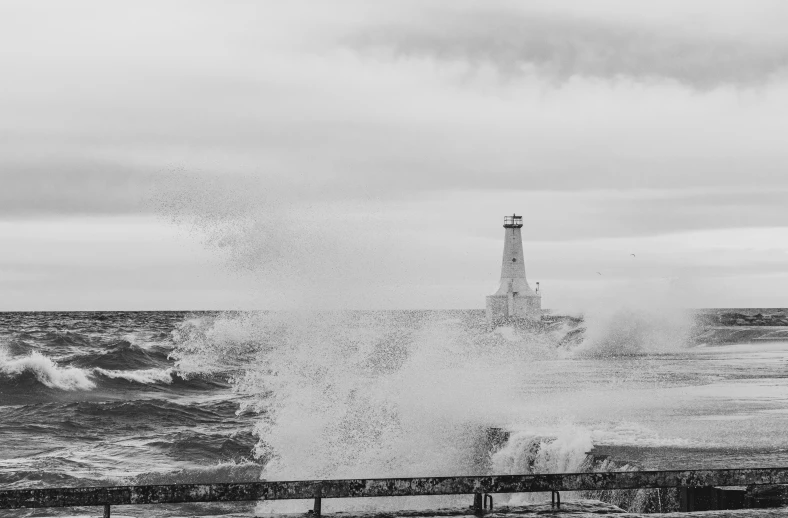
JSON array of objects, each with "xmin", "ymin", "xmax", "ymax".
[
  {"xmin": 491, "ymin": 428, "xmax": 594, "ymax": 475},
  {"xmin": 93, "ymin": 367, "xmax": 175, "ymax": 384},
  {"xmin": 0, "ymin": 350, "xmax": 95, "ymax": 391},
  {"xmin": 0, "ymin": 349, "xmax": 213, "ymax": 394}
]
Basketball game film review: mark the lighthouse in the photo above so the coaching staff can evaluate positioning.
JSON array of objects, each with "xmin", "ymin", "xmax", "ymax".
[{"xmin": 486, "ymin": 214, "xmax": 541, "ymax": 322}]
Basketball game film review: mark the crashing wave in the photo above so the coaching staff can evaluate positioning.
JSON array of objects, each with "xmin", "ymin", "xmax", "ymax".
[
  {"xmin": 0, "ymin": 350, "xmax": 196, "ymax": 390},
  {"xmin": 0, "ymin": 351, "xmax": 95, "ymax": 391},
  {"xmin": 491, "ymin": 428, "xmax": 594, "ymax": 476}
]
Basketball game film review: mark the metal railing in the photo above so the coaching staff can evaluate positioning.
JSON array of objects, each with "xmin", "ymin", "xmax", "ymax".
[
  {"xmin": 503, "ymin": 214, "xmax": 523, "ymax": 227},
  {"xmin": 2, "ymin": 467, "xmax": 788, "ymax": 516}
]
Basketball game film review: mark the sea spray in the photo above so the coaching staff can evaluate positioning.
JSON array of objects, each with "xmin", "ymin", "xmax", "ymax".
[
  {"xmin": 490, "ymin": 427, "xmax": 596, "ymax": 507},
  {"xmin": 575, "ymin": 306, "xmax": 694, "ymax": 358},
  {"xmin": 491, "ymin": 427, "xmax": 594, "ymax": 476},
  {"xmin": 566, "ymin": 281, "xmax": 696, "ymax": 358},
  {"xmin": 166, "ymin": 285, "xmax": 703, "ymax": 514},
  {"xmin": 168, "ymin": 312, "xmax": 696, "ymax": 512},
  {"xmin": 169, "ymin": 310, "xmax": 624, "ymax": 513},
  {"xmin": 152, "ymin": 172, "xmax": 409, "ymax": 311},
  {"xmin": 170, "ymin": 308, "xmax": 692, "ymax": 455}
]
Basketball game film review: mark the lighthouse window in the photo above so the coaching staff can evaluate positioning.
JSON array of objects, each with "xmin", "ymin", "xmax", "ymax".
[{"xmin": 512, "ymin": 258, "xmax": 517, "ymax": 262}]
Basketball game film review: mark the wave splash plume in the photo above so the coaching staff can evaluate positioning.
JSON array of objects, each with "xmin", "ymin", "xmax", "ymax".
[
  {"xmin": 166, "ymin": 292, "xmax": 712, "ymax": 515},
  {"xmin": 173, "ymin": 311, "xmax": 556, "ymax": 477}
]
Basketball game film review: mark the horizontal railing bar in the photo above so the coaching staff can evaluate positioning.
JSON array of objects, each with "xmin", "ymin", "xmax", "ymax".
[{"xmin": 2, "ymin": 467, "xmax": 788, "ymax": 509}]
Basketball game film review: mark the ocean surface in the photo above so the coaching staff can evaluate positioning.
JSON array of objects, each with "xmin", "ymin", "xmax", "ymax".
[{"xmin": 2, "ymin": 309, "xmax": 788, "ymax": 517}]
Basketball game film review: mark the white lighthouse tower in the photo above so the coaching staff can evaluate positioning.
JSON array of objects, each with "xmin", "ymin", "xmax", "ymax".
[{"xmin": 486, "ymin": 214, "xmax": 541, "ymax": 322}]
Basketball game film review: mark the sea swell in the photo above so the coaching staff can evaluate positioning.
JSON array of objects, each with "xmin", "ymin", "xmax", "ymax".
[
  {"xmin": 0, "ymin": 349, "xmax": 224, "ymax": 399},
  {"xmin": 40, "ymin": 331, "xmax": 94, "ymax": 349},
  {"xmin": 0, "ymin": 398, "xmax": 242, "ymax": 429},
  {"xmin": 69, "ymin": 340, "xmax": 172, "ymax": 370}
]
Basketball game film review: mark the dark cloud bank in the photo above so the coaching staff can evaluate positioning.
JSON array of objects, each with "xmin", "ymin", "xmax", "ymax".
[{"xmin": 349, "ymin": 9, "xmax": 788, "ymax": 88}]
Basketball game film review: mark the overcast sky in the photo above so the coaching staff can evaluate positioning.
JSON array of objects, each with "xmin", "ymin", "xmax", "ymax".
[{"xmin": 2, "ymin": 0, "xmax": 788, "ymax": 311}]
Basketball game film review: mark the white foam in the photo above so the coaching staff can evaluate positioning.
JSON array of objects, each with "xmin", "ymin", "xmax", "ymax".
[
  {"xmin": 590, "ymin": 422, "xmax": 692, "ymax": 447},
  {"xmin": 569, "ymin": 282, "xmax": 695, "ymax": 358},
  {"xmin": 575, "ymin": 306, "xmax": 693, "ymax": 358},
  {"xmin": 93, "ymin": 367, "xmax": 174, "ymax": 384},
  {"xmin": 491, "ymin": 427, "xmax": 594, "ymax": 475},
  {"xmin": 0, "ymin": 351, "xmax": 95, "ymax": 391},
  {"xmin": 125, "ymin": 459, "xmax": 264, "ymax": 486}
]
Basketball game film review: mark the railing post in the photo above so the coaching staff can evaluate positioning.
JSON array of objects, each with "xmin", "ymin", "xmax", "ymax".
[
  {"xmin": 103, "ymin": 503, "xmax": 110, "ymax": 518},
  {"xmin": 551, "ymin": 490, "xmax": 560, "ymax": 509},
  {"xmin": 314, "ymin": 483, "xmax": 322, "ymax": 518},
  {"xmin": 679, "ymin": 486, "xmax": 689, "ymax": 512},
  {"xmin": 472, "ymin": 492, "xmax": 483, "ymax": 513}
]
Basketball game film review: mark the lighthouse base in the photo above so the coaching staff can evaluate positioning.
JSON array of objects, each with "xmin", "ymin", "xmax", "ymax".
[{"xmin": 486, "ymin": 293, "xmax": 541, "ymax": 322}]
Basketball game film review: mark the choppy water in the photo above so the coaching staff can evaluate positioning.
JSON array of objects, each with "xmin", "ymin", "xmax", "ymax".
[{"xmin": 2, "ymin": 310, "xmax": 788, "ymax": 517}]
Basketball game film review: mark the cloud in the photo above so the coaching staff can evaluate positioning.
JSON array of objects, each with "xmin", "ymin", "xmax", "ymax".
[
  {"xmin": 1, "ymin": 0, "xmax": 787, "ymax": 273},
  {"xmin": 146, "ymin": 172, "xmax": 788, "ymax": 308},
  {"xmin": 2, "ymin": 1, "xmax": 788, "ymax": 218},
  {"xmin": 0, "ymin": 215, "xmax": 263, "ymax": 311},
  {"xmin": 420, "ymin": 187, "xmax": 788, "ymax": 243},
  {"xmin": 0, "ymin": 162, "xmax": 153, "ymax": 216},
  {"xmin": 347, "ymin": 5, "xmax": 788, "ymax": 89}
]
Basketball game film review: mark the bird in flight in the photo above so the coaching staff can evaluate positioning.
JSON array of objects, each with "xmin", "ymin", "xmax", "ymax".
[
  {"xmin": 631, "ymin": 254, "xmax": 636, "ymax": 257},
  {"xmin": 597, "ymin": 272, "xmax": 602, "ymax": 275}
]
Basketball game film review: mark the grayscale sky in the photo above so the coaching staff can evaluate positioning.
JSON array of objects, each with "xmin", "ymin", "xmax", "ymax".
[{"xmin": 1, "ymin": 0, "xmax": 788, "ymax": 311}]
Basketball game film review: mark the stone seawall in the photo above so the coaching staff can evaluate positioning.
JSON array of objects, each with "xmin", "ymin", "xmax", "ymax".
[
  {"xmin": 539, "ymin": 310, "xmax": 788, "ymax": 347},
  {"xmin": 692, "ymin": 310, "xmax": 788, "ymax": 345}
]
